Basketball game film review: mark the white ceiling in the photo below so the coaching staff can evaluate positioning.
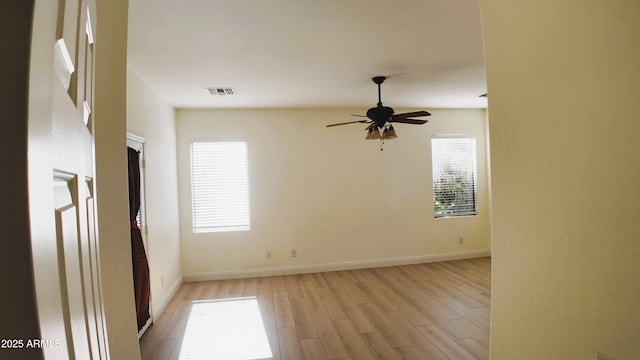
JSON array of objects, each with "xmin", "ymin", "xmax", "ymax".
[{"xmin": 127, "ymin": 0, "xmax": 487, "ymax": 110}]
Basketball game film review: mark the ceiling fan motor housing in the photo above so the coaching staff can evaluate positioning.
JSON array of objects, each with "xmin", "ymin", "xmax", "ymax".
[{"xmin": 366, "ymin": 105, "xmax": 395, "ymax": 127}]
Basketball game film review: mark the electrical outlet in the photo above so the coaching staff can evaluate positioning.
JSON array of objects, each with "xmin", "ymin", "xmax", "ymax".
[
  {"xmin": 458, "ymin": 237, "xmax": 464, "ymax": 244},
  {"xmin": 266, "ymin": 251, "xmax": 271, "ymax": 259},
  {"xmin": 291, "ymin": 248, "xmax": 297, "ymax": 258}
]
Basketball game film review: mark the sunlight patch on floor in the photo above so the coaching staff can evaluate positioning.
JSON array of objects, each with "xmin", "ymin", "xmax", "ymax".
[{"xmin": 178, "ymin": 296, "xmax": 273, "ymax": 360}]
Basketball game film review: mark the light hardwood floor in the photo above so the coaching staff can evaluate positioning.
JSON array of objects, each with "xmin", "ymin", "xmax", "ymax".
[{"xmin": 140, "ymin": 257, "xmax": 491, "ymax": 360}]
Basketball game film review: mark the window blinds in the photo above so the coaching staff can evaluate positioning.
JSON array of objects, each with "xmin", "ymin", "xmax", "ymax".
[
  {"xmin": 190, "ymin": 141, "xmax": 250, "ymax": 232},
  {"xmin": 431, "ymin": 136, "xmax": 477, "ymax": 217}
]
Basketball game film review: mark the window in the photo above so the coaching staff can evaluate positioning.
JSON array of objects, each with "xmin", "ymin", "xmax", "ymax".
[
  {"xmin": 431, "ymin": 136, "xmax": 477, "ymax": 217},
  {"xmin": 190, "ymin": 140, "xmax": 250, "ymax": 233}
]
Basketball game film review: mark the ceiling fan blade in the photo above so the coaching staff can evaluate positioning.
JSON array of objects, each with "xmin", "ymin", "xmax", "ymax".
[
  {"xmin": 393, "ymin": 110, "xmax": 431, "ymax": 118},
  {"xmin": 350, "ymin": 114, "xmax": 368, "ymax": 118},
  {"xmin": 389, "ymin": 118, "xmax": 429, "ymax": 125},
  {"xmin": 326, "ymin": 119, "xmax": 370, "ymax": 127}
]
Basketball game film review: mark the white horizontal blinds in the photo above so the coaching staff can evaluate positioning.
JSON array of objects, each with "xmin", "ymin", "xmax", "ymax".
[
  {"xmin": 431, "ymin": 136, "xmax": 477, "ymax": 217},
  {"xmin": 190, "ymin": 140, "xmax": 250, "ymax": 232}
]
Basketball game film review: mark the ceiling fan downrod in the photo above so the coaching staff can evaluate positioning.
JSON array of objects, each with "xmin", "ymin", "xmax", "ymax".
[{"xmin": 372, "ymin": 76, "xmax": 386, "ymax": 106}]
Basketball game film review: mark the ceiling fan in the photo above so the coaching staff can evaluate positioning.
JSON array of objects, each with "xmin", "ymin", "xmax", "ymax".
[{"xmin": 326, "ymin": 76, "xmax": 431, "ymax": 141}]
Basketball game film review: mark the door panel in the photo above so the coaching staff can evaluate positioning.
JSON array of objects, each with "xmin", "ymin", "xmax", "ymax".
[
  {"xmin": 84, "ymin": 179, "xmax": 110, "ymax": 357},
  {"xmin": 81, "ymin": 179, "xmax": 100, "ymax": 360},
  {"xmin": 29, "ymin": 0, "xmax": 108, "ymax": 358},
  {"xmin": 54, "ymin": 174, "xmax": 90, "ymax": 360}
]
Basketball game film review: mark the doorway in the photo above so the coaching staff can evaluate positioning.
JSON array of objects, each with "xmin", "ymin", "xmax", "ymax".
[{"xmin": 127, "ymin": 133, "xmax": 152, "ymax": 338}]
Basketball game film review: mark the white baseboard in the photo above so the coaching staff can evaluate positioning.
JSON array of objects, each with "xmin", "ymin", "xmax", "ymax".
[
  {"xmin": 183, "ymin": 249, "xmax": 491, "ymax": 282},
  {"xmin": 151, "ymin": 275, "xmax": 183, "ymax": 319}
]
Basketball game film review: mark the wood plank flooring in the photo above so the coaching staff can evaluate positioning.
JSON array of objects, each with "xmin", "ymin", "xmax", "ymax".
[{"xmin": 139, "ymin": 257, "xmax": 491, "ymax": 360}]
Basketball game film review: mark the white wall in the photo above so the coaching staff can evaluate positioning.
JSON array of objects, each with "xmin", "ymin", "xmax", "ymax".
[
  {"xmin": 176, "ymin": 108, "xmax": 491, "ymax": 279},
  {"xmin": 481, "ymin": 0, "xmax": 640, "ymax": 358},
  {"xmin": 127, "ymin": 70, "xmax": 182, "ymax": 316}
]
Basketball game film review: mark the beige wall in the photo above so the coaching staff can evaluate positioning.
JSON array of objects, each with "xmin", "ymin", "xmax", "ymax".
[
  {"xmin": 481, "ymin": 0, "xmax": 640, "ymax": 358},
  {"xmin": 176, "ymin": 108, "xmax": 491, "ymax": 278},
  {"xmin": 94, "ymin": 0, "xmax": 141, "ymax": 358},
  {"xmin": 127, "ymin": 70, "xmax": 182, "ymax": 316}
]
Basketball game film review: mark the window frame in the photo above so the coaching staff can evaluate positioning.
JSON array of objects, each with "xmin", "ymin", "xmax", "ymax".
[
  {"xmin": 189, "ymin": 139, "xmax": 251, "ymax": 233},
  {"xmin": 431, "ymin": 135, "xmax": 478, "ymax": 218}
]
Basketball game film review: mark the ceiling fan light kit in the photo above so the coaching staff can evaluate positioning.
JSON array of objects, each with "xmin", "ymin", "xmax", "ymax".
[
  {"xmin": 382, "ymin": 125, "xmax": 397, "ymax": 139},
  {"xmin": 365, "ymin": 126, "xmax": 381, "ymax": 140},
  {"xmin": 327, "ymin": 76, "xmax": 430, "ymax": 150}
]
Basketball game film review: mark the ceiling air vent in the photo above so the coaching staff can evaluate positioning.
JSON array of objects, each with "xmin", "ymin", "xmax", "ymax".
[{"xmin": 206, "ymin": 87, "xmax": 235, "ymax": 96}]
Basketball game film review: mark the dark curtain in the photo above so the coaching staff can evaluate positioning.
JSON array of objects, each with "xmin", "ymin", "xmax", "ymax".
[{"xmin": 128, "ymin": 147, "xmax": 151, "ymax": 331}]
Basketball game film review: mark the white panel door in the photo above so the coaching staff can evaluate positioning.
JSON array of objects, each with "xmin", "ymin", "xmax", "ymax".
[{"xmin": 28, "ymin": 0, "xmax": 109, "ymax": 358}]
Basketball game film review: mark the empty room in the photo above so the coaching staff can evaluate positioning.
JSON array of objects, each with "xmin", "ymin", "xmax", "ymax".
[
  {"xmin": 4, "ymin": 0, "xmax": 638, "ymax": 359},
  {"xmin": 128, "ymin": 0, "xmax": 492, "ymax": 358}
]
